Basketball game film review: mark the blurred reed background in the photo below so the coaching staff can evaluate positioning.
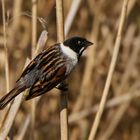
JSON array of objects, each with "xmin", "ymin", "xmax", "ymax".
[{"xmin": 0, "ymin": 0, "xmax": 140, "ymax": 140}]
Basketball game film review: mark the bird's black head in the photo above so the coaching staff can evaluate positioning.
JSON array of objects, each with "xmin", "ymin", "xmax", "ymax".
[{"xmin": 63, "ymin": 36, "xmax": 93, "ymax": 58}]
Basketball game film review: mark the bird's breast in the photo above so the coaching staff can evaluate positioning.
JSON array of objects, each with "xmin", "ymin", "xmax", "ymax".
[{"xmin": 65, "ymin": 57, "xmax": 78, "ymax": 75}]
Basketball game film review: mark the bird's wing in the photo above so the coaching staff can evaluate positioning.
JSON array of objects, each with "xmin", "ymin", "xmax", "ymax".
[
  {"xmin": 16, "ymin": 44, "xmax": 59, "ymax": 82},
  {"xmin": 25, "ymin": 62, "xmax": 67, "ymax": 100}
]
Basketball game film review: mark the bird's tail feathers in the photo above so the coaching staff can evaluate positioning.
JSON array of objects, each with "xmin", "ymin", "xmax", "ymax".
[{"xmin": 0, "ymin": 85, "xmax": 26, "ymax": 110}]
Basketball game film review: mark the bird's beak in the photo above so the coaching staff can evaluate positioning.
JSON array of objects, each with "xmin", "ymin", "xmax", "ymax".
[{"xmin": 86, "ymin": 41, "xmax": 93, "ymax": 47}]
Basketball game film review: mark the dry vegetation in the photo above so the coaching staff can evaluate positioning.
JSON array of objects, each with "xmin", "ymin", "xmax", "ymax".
[{"xmin": 0, "ymin": 0, "xmax": 140, "ymax": 140}]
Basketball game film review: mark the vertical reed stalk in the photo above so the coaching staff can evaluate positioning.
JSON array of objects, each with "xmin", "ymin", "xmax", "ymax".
[
  {"xmin": 32, "ymin": 0, "xmax": 37, "ymax": 56},
  {"xmin": 31, "ymin": 0, "xmax": 37, "ymax": 139},
  {"xmin": 2, "ymin": 0, "xmax": 10, "ymax": 93},
  {"xmin": 1, "ymin": 0, "xmax": 10, "ymax": 136},
  {"xmin": 88, "ymin": 0, "xmax": 129, "ymax": 140},
  {"xmin": 56, "ymin": 0, "xmax": 64, "ymax": 42},
  {"xmin": 56, "ymin": 0, "xmax": 68, "ymax": 140}
]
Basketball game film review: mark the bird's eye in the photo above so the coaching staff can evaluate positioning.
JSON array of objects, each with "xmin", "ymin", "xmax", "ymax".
[{"xmin": 78, "ymin": 41, "xmax": 81, "ymax": 45}]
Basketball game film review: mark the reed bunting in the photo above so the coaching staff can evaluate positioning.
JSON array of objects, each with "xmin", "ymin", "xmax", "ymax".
[{"xmin": 0, "ymin": 36, "xmax": 93, "ymax": 109}]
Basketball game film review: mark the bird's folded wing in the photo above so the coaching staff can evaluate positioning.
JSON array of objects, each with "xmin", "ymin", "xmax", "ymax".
[{"xmin": 25, "ymin": 62, "xmax": 67, "ymax": 100}]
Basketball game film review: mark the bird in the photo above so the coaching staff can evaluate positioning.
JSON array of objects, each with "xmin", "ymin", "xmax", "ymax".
[{"xmin": 0, "ymin": 36, "xmax": 93, "ymax": 109}]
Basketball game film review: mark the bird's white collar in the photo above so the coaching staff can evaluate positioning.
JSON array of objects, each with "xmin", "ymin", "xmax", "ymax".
[{"xmin": 60, "ymin": 43, "xmax": 77, "ymax": 60}]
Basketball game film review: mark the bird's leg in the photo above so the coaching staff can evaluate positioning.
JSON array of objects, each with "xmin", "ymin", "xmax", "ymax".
[{"xmin": 56, "ymin": 81, "xmax": 68, "ymax": 91}]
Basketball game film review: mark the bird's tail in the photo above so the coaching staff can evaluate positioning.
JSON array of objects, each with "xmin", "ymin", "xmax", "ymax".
[{"xmin": 0, "ymin": 85, "xmax": 26, "ymax": 110}]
